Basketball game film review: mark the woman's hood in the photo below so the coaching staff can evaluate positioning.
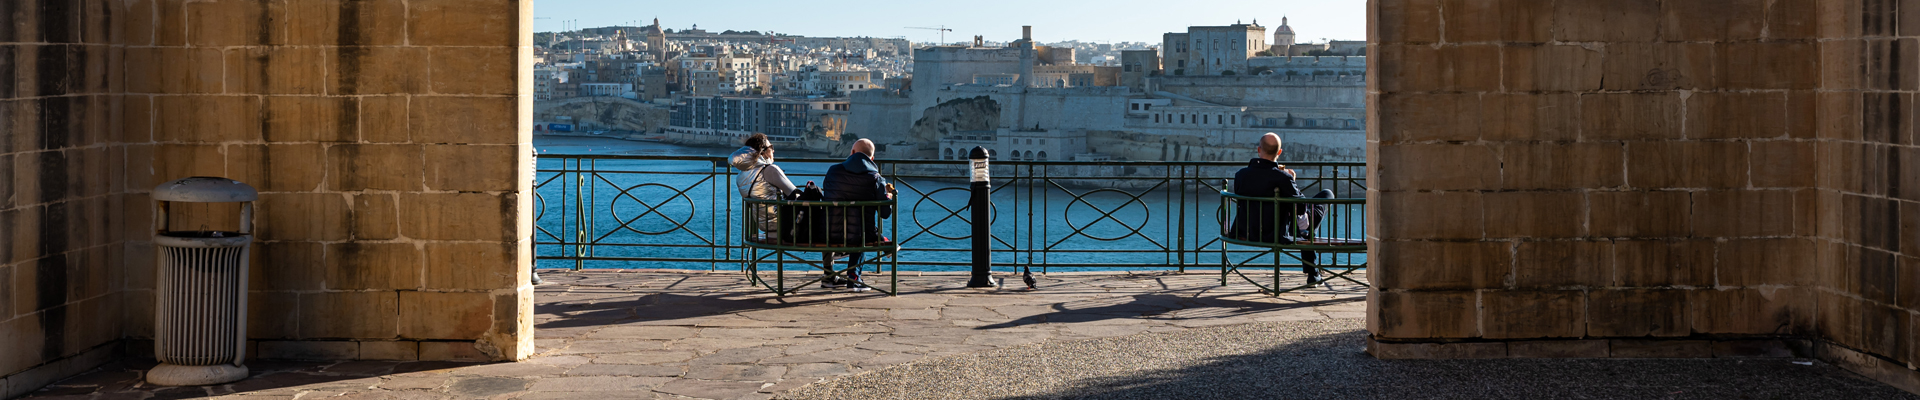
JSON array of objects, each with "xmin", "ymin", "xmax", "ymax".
[{"xmin": 728, "ymin": 146, "xmax": 767, "ymax": 171}]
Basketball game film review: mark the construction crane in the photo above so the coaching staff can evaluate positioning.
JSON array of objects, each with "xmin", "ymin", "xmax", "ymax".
[{"xmin": 905, "ymin": 25, "xmax": 952, "ymax": 45}]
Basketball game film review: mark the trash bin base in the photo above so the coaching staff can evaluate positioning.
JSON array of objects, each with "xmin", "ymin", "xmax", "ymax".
[{"xmin": 147, "ymin": 363, "xmax": 248, "ymax": 386}]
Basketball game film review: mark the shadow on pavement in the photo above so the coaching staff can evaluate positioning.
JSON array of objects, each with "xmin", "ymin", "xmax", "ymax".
[
  {"xmin": 536, "ymin": 291, "xmax": 851, "ymax": 329},
  {"xmin": 19, "ymin": 358, "xmax": 483, "ymax": 399},
  {"xmin": 975, "ymin": 293, "xmax": 1359, "ymax": 330},
  {"xmin": 1004, "ymin": 329, "xmax": 1917, "ymax": 400}
]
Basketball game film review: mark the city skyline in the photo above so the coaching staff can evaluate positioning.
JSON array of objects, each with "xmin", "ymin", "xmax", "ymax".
[{"xmin": 533, "ymin": 0, "xmax": 1367, "ymax": 45}]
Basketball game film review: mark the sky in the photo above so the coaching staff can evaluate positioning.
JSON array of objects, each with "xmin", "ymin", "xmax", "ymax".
[{"xmin": 531, "ymin": 0, "xmax": 1366, "ymax": 45}]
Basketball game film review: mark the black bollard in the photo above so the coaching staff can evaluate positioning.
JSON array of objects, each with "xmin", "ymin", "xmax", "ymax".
[{"xmin": 966, "ymin": 146, "xmax": 996, "ymax": 288}]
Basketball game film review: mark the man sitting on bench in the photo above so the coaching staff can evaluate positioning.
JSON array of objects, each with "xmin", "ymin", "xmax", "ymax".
[
  {"xmin": 821, "ymin": 139, "xmax": 895, "ymax": 292},
  {"xmin": 1227, "ymin": 133, "xmax": 1335, "ymax": 284}
]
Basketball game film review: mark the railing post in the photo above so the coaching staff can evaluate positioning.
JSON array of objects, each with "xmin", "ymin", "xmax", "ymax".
[{"xmin": 967, "ymin": 147, "xmax": 996, "ymax": 288}]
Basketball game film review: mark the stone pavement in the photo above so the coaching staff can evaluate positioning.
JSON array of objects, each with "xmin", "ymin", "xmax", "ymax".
[
  {"xmin": 786, "ymin": 318, "xmax": 1920, "ymax": 399},
  {"xmin": 19, "ymin": 269, "xmax": 1367, "ymax": 399}
]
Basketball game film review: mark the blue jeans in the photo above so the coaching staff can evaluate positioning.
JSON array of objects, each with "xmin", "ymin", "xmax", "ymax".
[{"xmin": 843, "ymin": 253, "xmax": 864, "ymax": 280}]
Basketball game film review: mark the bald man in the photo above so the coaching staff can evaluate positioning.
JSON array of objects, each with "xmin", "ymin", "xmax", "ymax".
[
  {"xmin": 820, "ymin": 139, "xmax": 895, "ymax": 291},
  {"xmin": 1227, "ymin": 133, "xmax": 1336, "ymax": 284}
]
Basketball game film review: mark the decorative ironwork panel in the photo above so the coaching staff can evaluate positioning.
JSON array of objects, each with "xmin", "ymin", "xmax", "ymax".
[{"xmin": 534, "ymin": 154, "xmax": 1367, "ymax": 272}]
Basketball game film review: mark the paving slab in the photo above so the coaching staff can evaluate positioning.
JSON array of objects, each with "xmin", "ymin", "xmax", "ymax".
[
  {"xmin": 28, "ymin": 269, "xmax": 1912, "ymax": 399},
  {"xmin": 782, "ymin": 319, "xmax": 1920, "ymax": 400}
]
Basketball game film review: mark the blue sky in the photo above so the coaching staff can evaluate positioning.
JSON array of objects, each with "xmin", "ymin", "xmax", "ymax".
[{"xmin": 532, "ymin": 0, "xmax": 1366, "ymax": 45}]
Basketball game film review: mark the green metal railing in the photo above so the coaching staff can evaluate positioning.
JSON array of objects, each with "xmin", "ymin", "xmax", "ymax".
[{"xmin": 533, "ymin": 154, "xmax": 1366, "ymax": 272}]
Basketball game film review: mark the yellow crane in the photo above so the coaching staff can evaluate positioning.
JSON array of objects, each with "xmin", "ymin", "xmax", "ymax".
[{"xmin": 904, "ymin": 25, "xmax": 953, "ymax": 45}]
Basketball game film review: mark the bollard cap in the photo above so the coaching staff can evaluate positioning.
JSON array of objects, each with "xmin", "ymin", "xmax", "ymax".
[
  {"xmin": 154, "ymin": 177, "xmax": 259, "ymax": 203},
  {"xmin": 968, "ymin": 146, "xmax": 991, "ymax": 160}
]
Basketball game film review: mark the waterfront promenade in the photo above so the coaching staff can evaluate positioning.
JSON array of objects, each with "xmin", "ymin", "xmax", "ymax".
[{"xmin": 19, "ymin": 270, "xmax": 1915, "ymax": 399}]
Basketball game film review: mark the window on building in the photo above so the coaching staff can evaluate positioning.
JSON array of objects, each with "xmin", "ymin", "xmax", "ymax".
[
  {"xmin": 1231, "ymin": 115, "xmax": 1236, "ymax": 125},
  {"xmin": 1154, "ymin": 114, "xmax": 1159, "ymax": 123},
  {"xmin": 1179, "ymin": 114, "xmax": 1185, "ymax": 123},
  {"xmin": 944, "ymin": 148, "xmax": 953, "ymax": 159},
  {"xmin": 1177, "ymin": 60, "xmax": 1185, "ymax": 67},
  {"xmin": 1037, "ymin": 151, "xmax": 1047, "ymax": 161},
  {"xmin": 1132, "ymin": 103, "xmax": 1140, "ymax": 110}
]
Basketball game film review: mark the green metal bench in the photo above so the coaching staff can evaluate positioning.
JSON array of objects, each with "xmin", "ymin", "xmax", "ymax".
[
  {"xmin": 1218, "ymin": 191, "xmax": 1368, "ymax": 295},
  {"xmin": 741, "ymin": 197, "xmax": 898, "ymax": 296}
]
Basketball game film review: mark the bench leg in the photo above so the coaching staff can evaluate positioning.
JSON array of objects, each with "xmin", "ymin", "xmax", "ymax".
[
  {"xmin": 1219, "ymin": 241, "xmax": 1229, "ymax": 287},
  {"xmin": 1272, "ymin": 250, "xmax": 1282, "ymax": 297}
]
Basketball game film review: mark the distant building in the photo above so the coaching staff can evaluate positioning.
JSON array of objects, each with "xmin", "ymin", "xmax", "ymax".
[
  {"xmin": 1268, "ymin": 18, "xmax": 1365, "ymax": 56},
  {"xmin": 1162, "ymin": 22, "xmax": 1266, "ymax": 76},
  {"xmin": 668, "ymin": 96, "xmax": 850, "ymax": 141},
  {"xmin": 1119, "ymin": 50, "xmax": 1160, "ymax": 91},
  {"xmin": 580, "ymin": 82, "xmax": 632, "ymax": 97}
]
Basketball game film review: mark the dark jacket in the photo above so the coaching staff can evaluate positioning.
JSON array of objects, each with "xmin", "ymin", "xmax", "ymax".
[
  {"xmin": 1227, "ymin": 158, "xmax": 1303, "ymax": 243},
  {"xmin": 820, "ymin": 153, "xmax": 893, "ymax": 244}
]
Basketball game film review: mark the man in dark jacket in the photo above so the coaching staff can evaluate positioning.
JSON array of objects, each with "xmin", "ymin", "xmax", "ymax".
[
  {"xmin": 820, "ymin": 139, "xmax": 894, "ymax": 291},
  {"xmin": 1228, "ymin": 133, "xmax": 1334, "ymax": 283}
]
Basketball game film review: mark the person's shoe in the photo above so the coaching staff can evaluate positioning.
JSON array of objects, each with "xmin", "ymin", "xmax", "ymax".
[
  {"xmin": 821, "ymin": 276, "xmax": 847, "ymax": 289},
  {"xmin": 847, "ymin": 271, "xmax": 870, "ymax": 292},
  {"xmin": 531, "ymin": 271, "xmax": 544, "ymax": 285},
  {"xmin": 1305, "ymin": 268, "xmax": 1322, "ymax": 285}
]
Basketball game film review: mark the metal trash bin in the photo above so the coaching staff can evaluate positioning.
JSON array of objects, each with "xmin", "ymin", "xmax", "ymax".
[{"xmin": 146, "ymin": 177, "xmax": 258, "ymax": 386}]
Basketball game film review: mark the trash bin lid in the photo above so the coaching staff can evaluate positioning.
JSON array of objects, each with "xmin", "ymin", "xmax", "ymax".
[{"xmin": 154, "ymin": 177, "xmax": 259, "ymax": 203}]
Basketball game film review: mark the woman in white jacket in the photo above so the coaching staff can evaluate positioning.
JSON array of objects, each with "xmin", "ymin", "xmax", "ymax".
[{"xmin": 729, "ymin": 133, "xmax": 798, "ymax": 241}]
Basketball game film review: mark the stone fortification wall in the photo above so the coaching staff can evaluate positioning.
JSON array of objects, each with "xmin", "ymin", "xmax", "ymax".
[
  {"xmin": 1154, "ymin": 75, "xmax": 1365, "ymax": 107},
  {"xmin": 1249, "ymin": 56, "xmax": 1369, "ymax": 68},
  {"xmin": 918, "ymin": 86, "xmax": 1134, "ymax": 133},
  {"xmin": 1, "ymin": 2, "xmax": 133, "ymax": 398},
  {"xmin": 533, "ymin": 96, "xmax": 670, "ymax": 132},
  {"xmin": 1248, "ymin": 56, "xmax": 1368, "ymax": 75},
  {"xmin": 848, "ymin": 89, "xmax": 915, "ymax": 145},
  {"xmin": 909, "ymin": 46, "xmax": 1026, "ymax": 123},
  {"xmin": 1369, "ymin": 0, "xmax": 1917, "ymax": 391},
  {"xmin": 904, "ymin": 96, "xmax": 1002, "ymax": 158},
  {"xmin": 1085, "ymin": 128, "xmax": 1363, "ymax": 163},
  {"xmin": 1, "ymin": 1, "xmax": 538, "ymax": 397}
]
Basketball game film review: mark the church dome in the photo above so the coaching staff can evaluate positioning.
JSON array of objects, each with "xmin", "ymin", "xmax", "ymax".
[{"xmin": 642, "ymin": 18, "xmax": 664, "ymax": 35}]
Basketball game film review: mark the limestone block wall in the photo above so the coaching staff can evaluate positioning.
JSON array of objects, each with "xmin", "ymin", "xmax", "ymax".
[
  {"xmin": 117, "ymin": 0, "xmax": 534, "ymax": 363},
  {"xmin": 1810, "ymin": 0, "xmax": 1919, "ymax": 381},
  {"xmin": 1, "ymin": 0, "xmax": 535, "ymax": 397},
  {"xmin": 1, "ymin": 1, "xmax": 133, "ymax": 398},
  {"xmin": 1368, "ymin": 0, "xmax": 1915, "ymax": 389}
]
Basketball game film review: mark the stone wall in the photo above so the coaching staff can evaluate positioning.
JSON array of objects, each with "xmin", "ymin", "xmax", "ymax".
[
  {"xmin": 1812, "ymin": 0, "xmax": 1919, "ymax": 385},
  {"xmin": 1, "ymin": 2, "xmax": 133, "ymax": 398},
  {"xmin": 1367, "ymin": 0, "xmax": 1916, "ymax": 391},
  {"xmin": 533, "ymin": 96, "xmax": 669, "ymax": 132},
  {"xmin": 1, "ymin": 0, "xmax": 536, "ymax": 397},
  {"xmin": 1154, "ymin": 75, "xmax": 1365, "ymax": 108},
  {"xmin": 846, "ymin": 89, "xmax": 914, "ymax": 145}
]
